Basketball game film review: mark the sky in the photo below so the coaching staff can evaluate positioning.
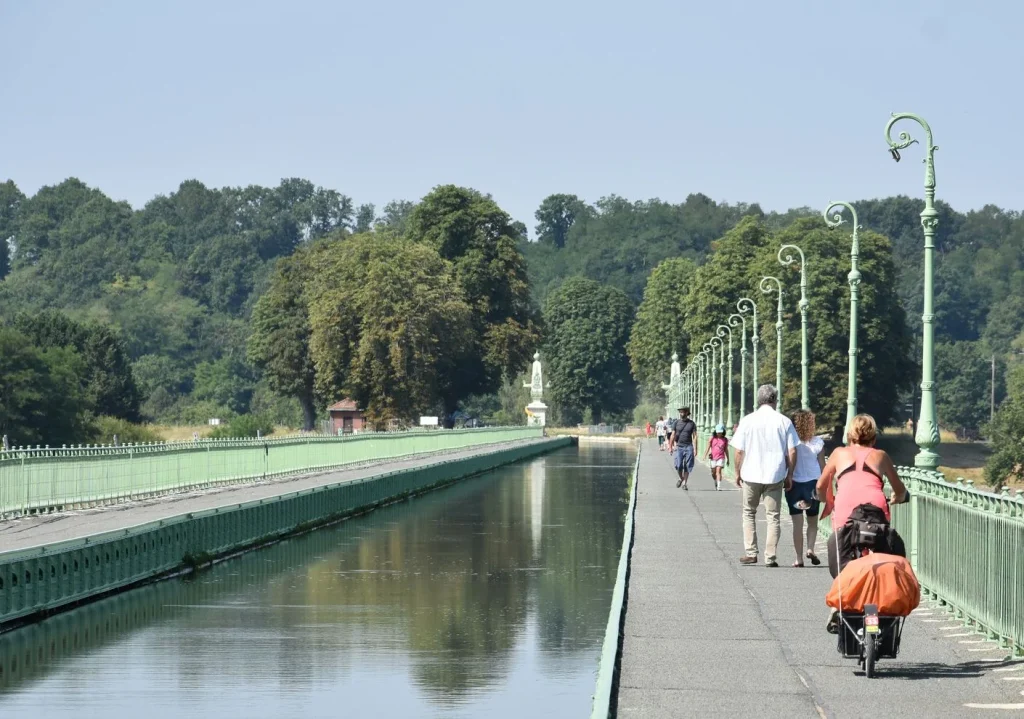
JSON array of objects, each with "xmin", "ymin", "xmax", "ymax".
[{"xmin": 1, "ymin": 0, "xmax": 1022, "ymax": 233}]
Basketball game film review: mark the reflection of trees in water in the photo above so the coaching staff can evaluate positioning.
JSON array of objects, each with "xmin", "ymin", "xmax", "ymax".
[{"xmin": 0, "ymin": 445, "xmax": 634, "ymax": 705}]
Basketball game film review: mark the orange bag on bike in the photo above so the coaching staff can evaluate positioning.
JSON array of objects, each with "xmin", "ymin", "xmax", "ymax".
[{"xmin": 826, "ymin": 553, "xmax": 921, "ymax": 616}]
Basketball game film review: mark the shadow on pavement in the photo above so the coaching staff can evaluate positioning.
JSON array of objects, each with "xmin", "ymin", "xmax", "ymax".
[{"xmin": 871, "ymin": 660, "xmax": 1011, "ymax": 681}]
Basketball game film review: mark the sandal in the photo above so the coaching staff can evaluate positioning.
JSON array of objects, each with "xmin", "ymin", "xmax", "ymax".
[
  {"xmin": 807, "ymin": 552, "xmax": 821, "ymax": 566},
  {"xmin": 792, "ymin": 560, "xmax": 804, "ymax": 568}
]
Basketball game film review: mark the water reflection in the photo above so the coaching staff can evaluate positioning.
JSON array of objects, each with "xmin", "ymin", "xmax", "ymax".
[{"xmin": 0, "ymin": 444, "xmax": 634, "ymax": 719}]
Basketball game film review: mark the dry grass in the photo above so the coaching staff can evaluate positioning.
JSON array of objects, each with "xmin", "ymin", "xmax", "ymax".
[
  {"xmin": 875, "ymin": 426, "xmax": 1017, "ymax": 491},
  {"xmin": 150, "ymin": 424, "xmax": 213, "ymax": 441},
  {"xmin": 150, "ymin": 424, "xmax": 299, "ymax": 442}
]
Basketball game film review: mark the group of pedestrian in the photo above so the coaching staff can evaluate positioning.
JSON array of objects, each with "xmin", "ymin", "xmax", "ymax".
[{"xmin": 658, "ymin": 383, "xmax": 904, "ymax": 571}]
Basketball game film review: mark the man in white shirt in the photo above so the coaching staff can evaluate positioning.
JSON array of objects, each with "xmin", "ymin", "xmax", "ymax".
[{"xmin": 730, "ymin": 384, "xmax": 799, "ymax": 567}]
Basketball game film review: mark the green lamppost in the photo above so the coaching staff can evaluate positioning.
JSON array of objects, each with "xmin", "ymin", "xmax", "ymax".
[
  {"xmin": 824, "ymin": 201, "xmax": 862, "ymax": 441},
  {"xmin": 737, "ymin": 297, "xmax": 758, "ymax": 405},
  {"xmin": 703, "ymin": 341, "xmax": 716, "ymax": 432},
  {"xmin": 698, "ymin": 350, "xmax": 710, "ymax": 432},
  {"xmin": 729, "ymin": 313, "xmax": 747, "ymax": 419},
  {"xmin": 778, "ymin": 244, "xmax": 810, "ymax": 410},
  {"xmin": 760, "ymin": 276, "xmax": 784, "ymax": 409},
  {"xmin": 710, "ymin": 336, "xmax": 724, "ymax": 427},
  {"xmin": 716, "ymin": 324, "xmax": 734, "ymax": 434},
  {"xmin": 886, "ymin": 112, "xmax": 940, "ymax": 470}
]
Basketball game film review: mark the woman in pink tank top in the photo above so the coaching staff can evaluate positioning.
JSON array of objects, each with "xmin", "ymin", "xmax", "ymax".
[{"xmin": 815, "ymin": 414, "xmax": 908, "ymax": 578}]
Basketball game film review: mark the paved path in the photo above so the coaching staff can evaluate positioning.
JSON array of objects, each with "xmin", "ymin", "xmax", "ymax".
[
  {"xmin": 618, "ymin": 440, "xmax": 1024, "ymax": 718},
  {"xmin": 0, "ymin": 438, "xmax": 554, "ymax": 553}
]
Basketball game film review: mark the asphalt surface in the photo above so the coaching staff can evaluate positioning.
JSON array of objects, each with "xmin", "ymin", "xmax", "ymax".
[
  {"xmin": 0, "ymin": 437, "xmax": 556, "ymax": 553},
  {"xmin": 617, "ymin": 439, "xmax": 1024, "ymax": 718}
]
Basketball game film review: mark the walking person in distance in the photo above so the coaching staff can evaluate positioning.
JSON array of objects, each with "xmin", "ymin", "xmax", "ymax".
[
  {"xmin": 702, "ymin": 423, "xmax": 729, "ymax": 491},
  {"xmin": 730, "ymin": 385, "xmax": 799, "ymax": 567},
  {"xmin": 786, "ymin": 409, "xmax": 825, "ymax": 567},
  {"xmin": 670, "ymin": 407, "xmax": 698, "ymax": 490}
]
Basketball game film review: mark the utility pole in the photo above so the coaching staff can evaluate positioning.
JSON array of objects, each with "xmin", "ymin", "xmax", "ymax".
[{"xmin": 991, "ymin": 354, "xmax": 996, "ymax": 425}]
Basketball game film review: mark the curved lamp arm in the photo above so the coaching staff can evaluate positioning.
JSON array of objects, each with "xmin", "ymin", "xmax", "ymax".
[
  {"xmin": 777, "ymin": 244, "xmax": 805, "ymax": 270},
  {"xmin": 823, "ymin": 200, "xmax": 860, "ymax": 231}
]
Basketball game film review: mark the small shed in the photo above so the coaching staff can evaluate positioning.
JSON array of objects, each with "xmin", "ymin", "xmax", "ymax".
[{"xmin": 328, "ymin": 398, "xmax": 367, "ymax": 434}]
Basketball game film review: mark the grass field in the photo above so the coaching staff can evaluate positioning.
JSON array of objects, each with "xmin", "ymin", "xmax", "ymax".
[
  {"xmin": 875, "ymin": 427, "xmax": 1005, "ymax": 489},
  {"xmin": 150, "ymin": 424, "xmax": 297, "ymax": 442}
]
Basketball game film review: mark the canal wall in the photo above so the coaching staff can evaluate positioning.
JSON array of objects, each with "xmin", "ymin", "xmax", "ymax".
[
  {"xmin": 591, "ymin": 444, "xmax": 640, "ymax": 719},
  {"xmin": 0, "ymin": 436, "xmax": 570, "ymax": 630}
]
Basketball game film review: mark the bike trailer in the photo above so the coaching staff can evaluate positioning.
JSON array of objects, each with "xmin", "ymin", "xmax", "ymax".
[{"xmin": 826, "ymin": 553, "xmax": 921, "ymax": 616}]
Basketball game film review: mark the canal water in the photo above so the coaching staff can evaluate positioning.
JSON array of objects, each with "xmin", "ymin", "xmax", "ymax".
[{"xmin": 0, "ymin": 443, "xmax": 634, "ymax": 718}]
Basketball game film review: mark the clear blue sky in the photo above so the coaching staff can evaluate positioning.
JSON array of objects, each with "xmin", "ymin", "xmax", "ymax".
[{"xmin": 1, "ymin": 0, "xmax": 1021, "ymax": 231}]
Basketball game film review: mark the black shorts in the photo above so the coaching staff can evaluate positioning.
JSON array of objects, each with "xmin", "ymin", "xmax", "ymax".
[
  {"xmin": 784, "ymin": 481, "xmax": 820, "ymax": 516},
  {"xmin": 657, "ymin": 435, "xmax": 664, "ymax": 445}
]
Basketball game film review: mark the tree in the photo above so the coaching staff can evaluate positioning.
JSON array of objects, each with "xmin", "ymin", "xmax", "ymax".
[
  {"xmin": 746, "ymin": 218, "xmax": 913, "ymax": 428},
  {"xmin": 0, "ymin": 180, "xmax": 24, "ymax": 280},
  {"xmin": 377, "ymin": 199, "xmax": 415, "ymax": 234},
  {"xmin": 306, "ymin": 231, "xmax": 473, "ymax": 425},
  {"xmin": 934, "ymin": 341, "xmax": 997, "ymax": 433},
  {"xmin": 406, "ymin": 186, "xmax": 540, "ymax": 415},
  {"xmin": 191, "ymin": 357, "xmax": 256, "ymax": 415},
  {"xmin": 985, "ymin": 363, "xmax": 1024, "ymax": 486},
  {"xmin": 13, "ymin": 310, "xmax": 142, "ymax": 421},
  {"xmin": 354, "ymin": 203, "xmax": 376, "ymax": 233},
  {"xmin": 543, "ymin": 277, "xmax": 634, "ymax": 424},
  {"xmin": 0, "ymin": 328, "xmax": 90, "ymax": 446},
  {"xmin": 534, "ymin": 194, "xmax": 585, "ymax": 248},
  {"xmin": 627, "ymin": 257, "xmax": 697, "ymax": 394},
  {"xmin": 682, "ymin": 216, "xmax": 773, "ymax": 348},
  {"xmin": 248, "ymin": 251, "xmax": 318, "ymax": 429}
]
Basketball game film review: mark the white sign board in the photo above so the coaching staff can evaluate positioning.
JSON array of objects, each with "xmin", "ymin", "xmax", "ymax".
[
  {"xmin": 208, "ymin": 418, "xmax": 222, "ymax": 426},
  {"xmin": 419, "ymin": 416, "xmax": 439, "ymax": 426}
]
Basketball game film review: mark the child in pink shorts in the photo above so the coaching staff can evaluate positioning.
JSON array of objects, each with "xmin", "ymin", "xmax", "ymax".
[{"xmin": 703, "ymin": 424, "xmax": 729, "ymax": 491}]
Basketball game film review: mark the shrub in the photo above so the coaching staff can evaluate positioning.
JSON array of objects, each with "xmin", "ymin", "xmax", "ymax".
[
  {"xmin": 208, "ymin": 413, "xmax": 275, "ymax": 439},
  {"xmin": 92, "ymin": 416, "xmax": 162, "ymax": 445}
]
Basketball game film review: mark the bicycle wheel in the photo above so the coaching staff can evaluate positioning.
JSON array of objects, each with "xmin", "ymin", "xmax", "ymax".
[{"xmin": 864, "ymin": 633, "xmax": 877, "ymax": 678}]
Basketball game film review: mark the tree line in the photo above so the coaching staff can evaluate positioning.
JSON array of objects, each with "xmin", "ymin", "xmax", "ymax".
[{"xmin": 1, "ymin": 178, "xmax": 1022, "ymax": 485}]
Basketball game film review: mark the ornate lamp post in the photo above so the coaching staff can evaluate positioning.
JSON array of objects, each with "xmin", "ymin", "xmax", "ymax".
[
  {"xmin": 886, "ymin": 112, "xmax": 940, "ymax": 470},
  {"xmin": 703, "ymin": 341, "xmax": 716, "ymax": 432},
  {"xmin": 760, "ymin": 276, "xmax": 784, "ymax": 410},
  {"xmin": 698, "ymin": 350, "xmax": 710, "ymax": 433},
  {"xmin": 778, "ymin": 244, "xmax": 810, "ymax": 410},
  {"xmin": 824, "ymin": 201, "xmax": 862, "ymax": 441},
  {"xmin": 710, "ymin": 336, "xmax": 724, "ymax": 427},
  {"xmin": 737, "ymin": 297, "xmax": 759, "ymax": 405},
  {"xmin": 716, "ymin": 324, "xmax": 735, "ymax": 434},
  {"xmin": 729, "ymin": 313, "xmax": 747, "ymax": 419}
]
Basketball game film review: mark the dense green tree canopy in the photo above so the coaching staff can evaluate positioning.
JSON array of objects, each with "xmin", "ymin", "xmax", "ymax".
[
  {"xmin": 13, "ymin": 310, "xmax": 142, "ymax": 422},
  {"xmin": 2, "ymin": 168, "xmax": 1024, "ymax": 441},
  {"xmin": 627, "ymin": 257, "xmax": 697, "ymax": 395},
  {"xmin": 248, "ymin": 251, "xmax": 317, "ymax": 429},
  {"xmin": 0, "ymin": 328, "xmax": 90, "ymax": 446},
  {"xmin": 934, "ymin": 341, "xmax": 998, "ymax": 434},
  {"xmin": 307, "ymin": 231, "xmax": 473, "ymax": 424},
  {"xmin": 543, "ymin": 277, "xmax": 634, "ymax": 424},
  {"xmin": 406, "ymin": 186, "xmax": 540, "ymax": 412}
]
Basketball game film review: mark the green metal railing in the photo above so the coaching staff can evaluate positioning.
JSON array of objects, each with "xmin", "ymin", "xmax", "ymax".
[
  {"xmin": 0, "ymin": 427, "xmax": 542, "ymax": 517},
  {"xmin": 889, "ymin": 468, "xmax": 1024, "ymax": 657},
  {"xmin": 690, "ymin": 435, "xmax": 1024, "ymax": 655},
  {"xmin": 0, "ymin": 436, "xmax": 569, "ymax": 628}
]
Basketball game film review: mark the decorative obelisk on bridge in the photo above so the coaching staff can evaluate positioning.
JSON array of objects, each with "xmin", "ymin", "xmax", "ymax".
[{"xmin": 524, "ymin": 352, "xmax": 549, "ymax": 427}]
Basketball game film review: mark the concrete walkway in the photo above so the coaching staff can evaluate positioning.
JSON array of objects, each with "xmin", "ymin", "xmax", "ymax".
[
  {"xmin": 0, "ymin": 438, "xmax": 553, "ymax": 553},
  {"xmin": 618, "ymin": 439, "xmax": 1024, "ymax": 718}
]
